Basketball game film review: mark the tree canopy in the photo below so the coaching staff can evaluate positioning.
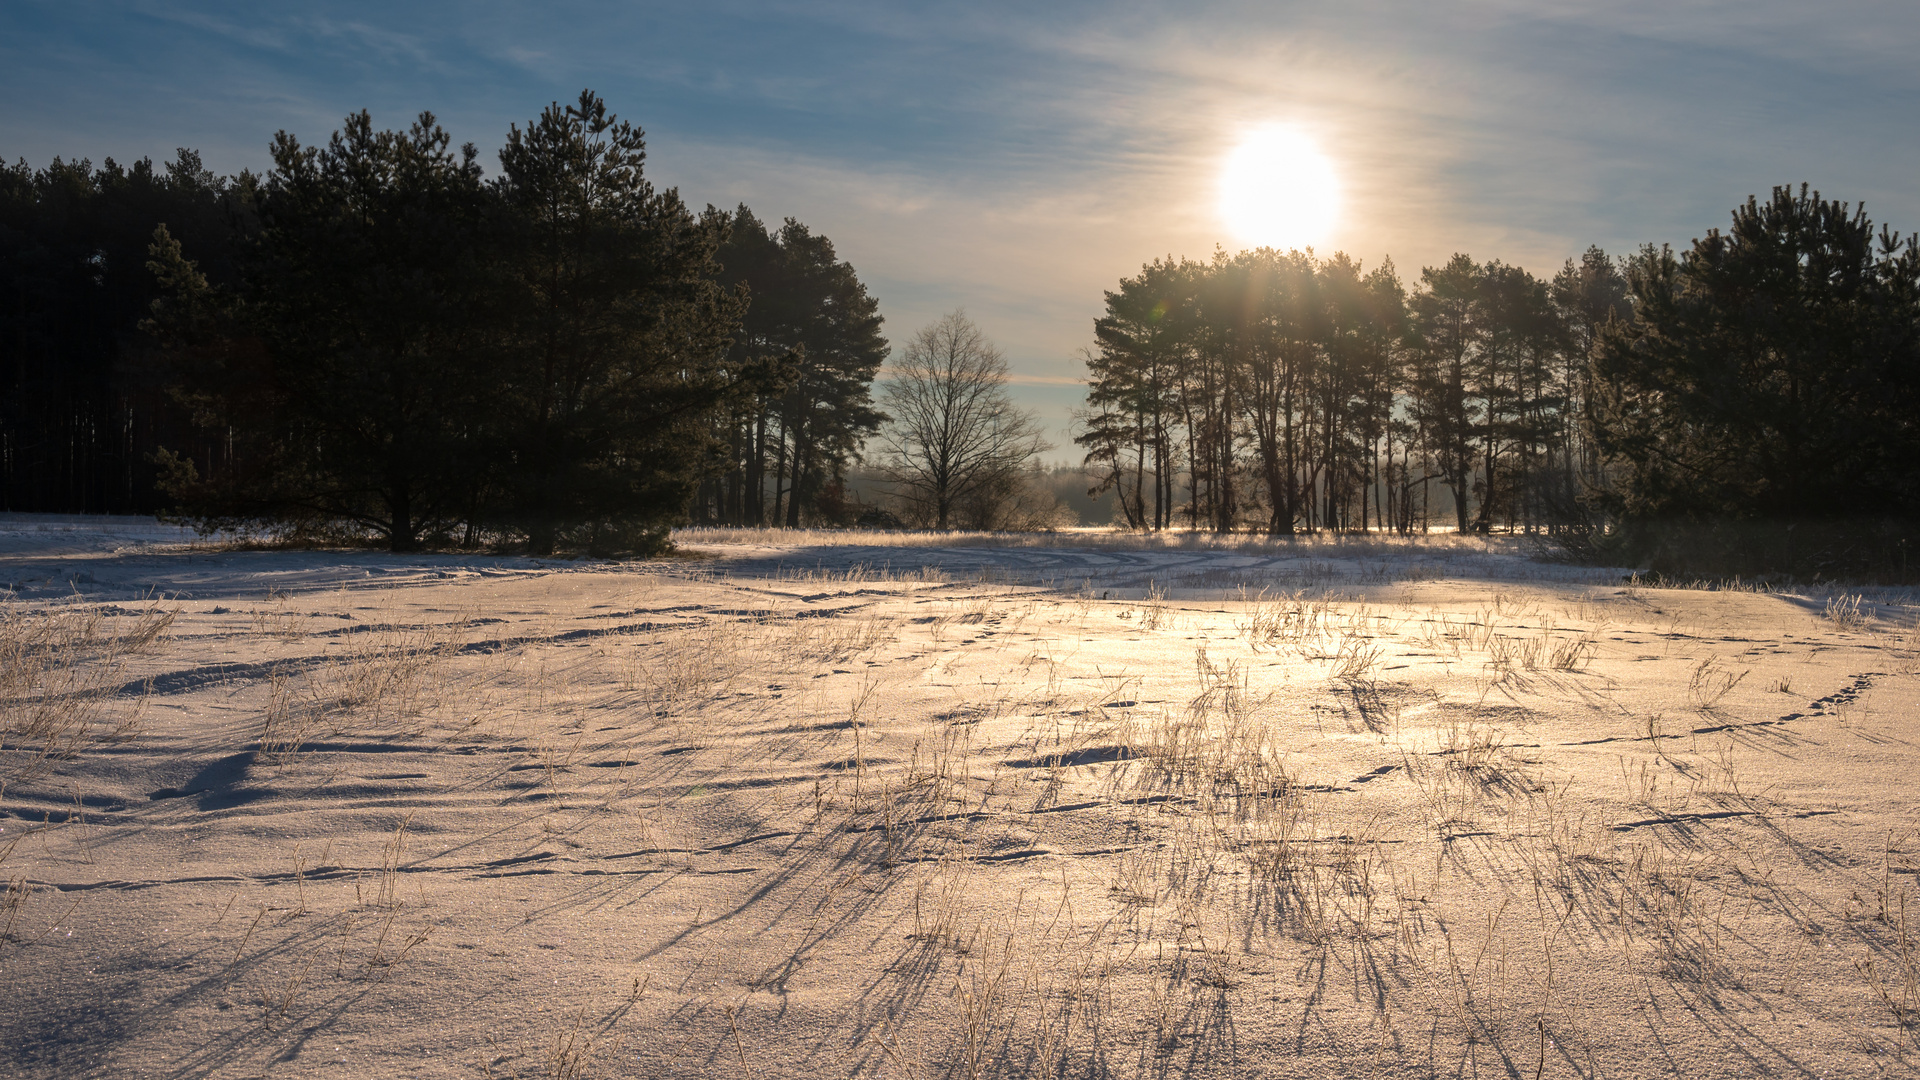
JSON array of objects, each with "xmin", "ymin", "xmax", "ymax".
[
  {"xmin": 7, "ymin": 117, "xmax": 1917, "ymax": 575},
  {"xmin": 1589, "ymin": 185, "xmax": 1920, "ymax": 522},
  {"xmin": 1074, "ymin": 185, "xmax": 1920, "ymax": 575},
  {"xmin": 692, "ymin": 206, "xmax": 889, "ymax": 528},
  {"xmin": 5, "ymin": 92, "xmax": 884, "ymax": 551}
]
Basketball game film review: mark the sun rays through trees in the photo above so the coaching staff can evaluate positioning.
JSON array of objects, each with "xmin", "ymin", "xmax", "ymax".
[
  {"xmin": 1078, "ymin": 187, "xmax": 1920, "ymax": 579},
  {"xmin": 1078, "ymin": 247, "xmax": 1606, "ymax": 539}
]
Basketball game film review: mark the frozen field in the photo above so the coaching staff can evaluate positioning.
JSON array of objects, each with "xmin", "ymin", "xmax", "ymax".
[{"xmin": 2, "ymin": 517, "xmax": 1918, "ymax": 1078}]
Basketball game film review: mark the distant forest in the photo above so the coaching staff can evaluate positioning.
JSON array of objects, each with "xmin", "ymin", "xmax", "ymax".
[{"xmin": 4, "ymin": 92, "xmax": 1918, "ymax": 573}]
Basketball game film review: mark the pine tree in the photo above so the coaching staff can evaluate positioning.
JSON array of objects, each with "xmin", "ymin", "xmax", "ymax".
[
  {"xmin": 1590, "ymin": 186, "xmax": 1920, "ymax": 523},
  {"xmin": 702, "ymin": 207, "xmax": 887, "ymax": 527},
  {"xmin": 1550, "ymin": 246, "xmax": 1630, "ymax": 506},
  {"xmin": 494, "ymin": 91, "xmax": 759, "ymax": 554},
  {"xmin": 0, "ymin": 150, "xmax": 252, "ymax": 514},
  {"xmin": 167, "ymin": 110, "xmax": 496, "ymax": 550},
  {"xmin": 1080, "ymin": 258, "xmax": 1193, "ymax": 531},
  {"xmin": 1407, "ymin": 254, "xmax": 1484, "ymax": 532}
]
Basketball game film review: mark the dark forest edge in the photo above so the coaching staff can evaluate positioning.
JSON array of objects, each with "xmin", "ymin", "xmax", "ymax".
[
  {"xmin": 5, "ymin": 92, "xmax": 1918, "ymax": 578},
  {"xmin": 3, "ymin": 91, "xmax": 887, "ymax": 557}
]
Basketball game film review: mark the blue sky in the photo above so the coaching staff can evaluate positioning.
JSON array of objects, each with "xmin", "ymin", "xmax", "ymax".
[{"xmin": 6, "ymin": 1, "xmax": 1918, "ymax": 450}]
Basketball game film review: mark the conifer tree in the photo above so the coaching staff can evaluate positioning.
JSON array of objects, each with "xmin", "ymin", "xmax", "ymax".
[
  {"xmin": 700, "ymin": 206, "xmax": 887, "ymax": 527},
  {"xmin": 1407, "ymin": 254, "xmax": 1484, "ymax": 532},
  {"xmin": 494, "ymin": 91, "xmax": 759, "ymax": 554},
  {"xmin": 154, "ymin": 110, "xmax": 495, "ymax": 550},
  {"xmin": 1590, "ymin": 185, "xmax": 1920, "ymax": 523}
]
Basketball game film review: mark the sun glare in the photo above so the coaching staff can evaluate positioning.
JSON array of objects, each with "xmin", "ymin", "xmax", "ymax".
[{"xmin": 1218, "ymin": 126, "xmax": 1341, "ymax": 251}]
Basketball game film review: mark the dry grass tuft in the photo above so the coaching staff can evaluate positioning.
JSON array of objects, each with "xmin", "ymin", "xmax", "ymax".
[
  {"xmin": 254, "ymin": 609, "xmax": 476, "ymax": 762},
  {"xmin": 1824, "ymin": 592, "xmax": 1870, "ymax": 631},
  {"xmin": 0, "ymin": 602, "xmax": 173, "ymax": 781},
  {"xmin": 1686, "ymin": 656, "xmax": 1748, "ymax": 711}
]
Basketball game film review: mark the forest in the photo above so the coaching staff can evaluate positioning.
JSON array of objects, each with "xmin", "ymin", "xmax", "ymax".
[
  {"xmin": 4, "ymin": 91, "xmax": 1918, "ymax": 572},
  {"xmin": 1078, "ymin": 189, "xmax": 1920, "ymax": 574},
  {"xmin": 1, "ymin": 92, "xmax": 889, "ymax": 554}
]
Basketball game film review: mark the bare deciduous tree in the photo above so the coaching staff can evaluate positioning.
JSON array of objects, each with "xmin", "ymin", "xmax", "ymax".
[{"xmin": 876, "ymin": 310, "xmax": 1048, "ymax": 530}]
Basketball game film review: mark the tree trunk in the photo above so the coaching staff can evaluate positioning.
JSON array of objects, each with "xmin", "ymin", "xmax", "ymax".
[
  {"xmin": 528, "ymin": 521, "xmax": 556, "ymax": 556},
  {"xmin": 389, "ymin": 486, "xmax": 419, "ymax": 552}
]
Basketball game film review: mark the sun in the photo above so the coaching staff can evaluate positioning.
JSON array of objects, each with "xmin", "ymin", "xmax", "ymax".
[{"xmin": 1218, "ymin": 126, "xmax": 1341, "ymax": 251}]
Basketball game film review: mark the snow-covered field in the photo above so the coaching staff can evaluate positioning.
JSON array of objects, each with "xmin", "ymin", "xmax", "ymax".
[{"xmin": 3, "ymin": 516, "xmax": 1918, "ymax": 1078}]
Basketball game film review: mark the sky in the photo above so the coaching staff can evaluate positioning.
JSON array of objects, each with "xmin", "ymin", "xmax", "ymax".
[{"xmin": 6, "ymin": 1, "xmax": 1919, "ymax": 452}]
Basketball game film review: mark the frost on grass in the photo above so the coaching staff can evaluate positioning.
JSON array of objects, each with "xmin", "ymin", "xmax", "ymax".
[{"xmin": 2, "ymin": 528, "xmax": 1919, "ymax": 1078}]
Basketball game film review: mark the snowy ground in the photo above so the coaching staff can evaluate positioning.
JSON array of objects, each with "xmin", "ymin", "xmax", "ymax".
[{"xmin": 2, "ymin": 517, "xmax": 1918, "ymax": 1078}]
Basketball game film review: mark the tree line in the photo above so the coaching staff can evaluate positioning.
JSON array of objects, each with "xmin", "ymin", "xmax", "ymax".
[
  {"xmin": 2, "ymin": 92, "xmax": 894, "ymax": 552},
  {"xmin": 1079, "ymin": 245, "xmax": 1631, "ymax": 536},
  {"xmin": 1078, "ymin": 186, "xmax": 1920, "ymax": 573},
  {"xmin": 9, "ymin": 102, "xmax": 1915, "ymax": 574}
]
